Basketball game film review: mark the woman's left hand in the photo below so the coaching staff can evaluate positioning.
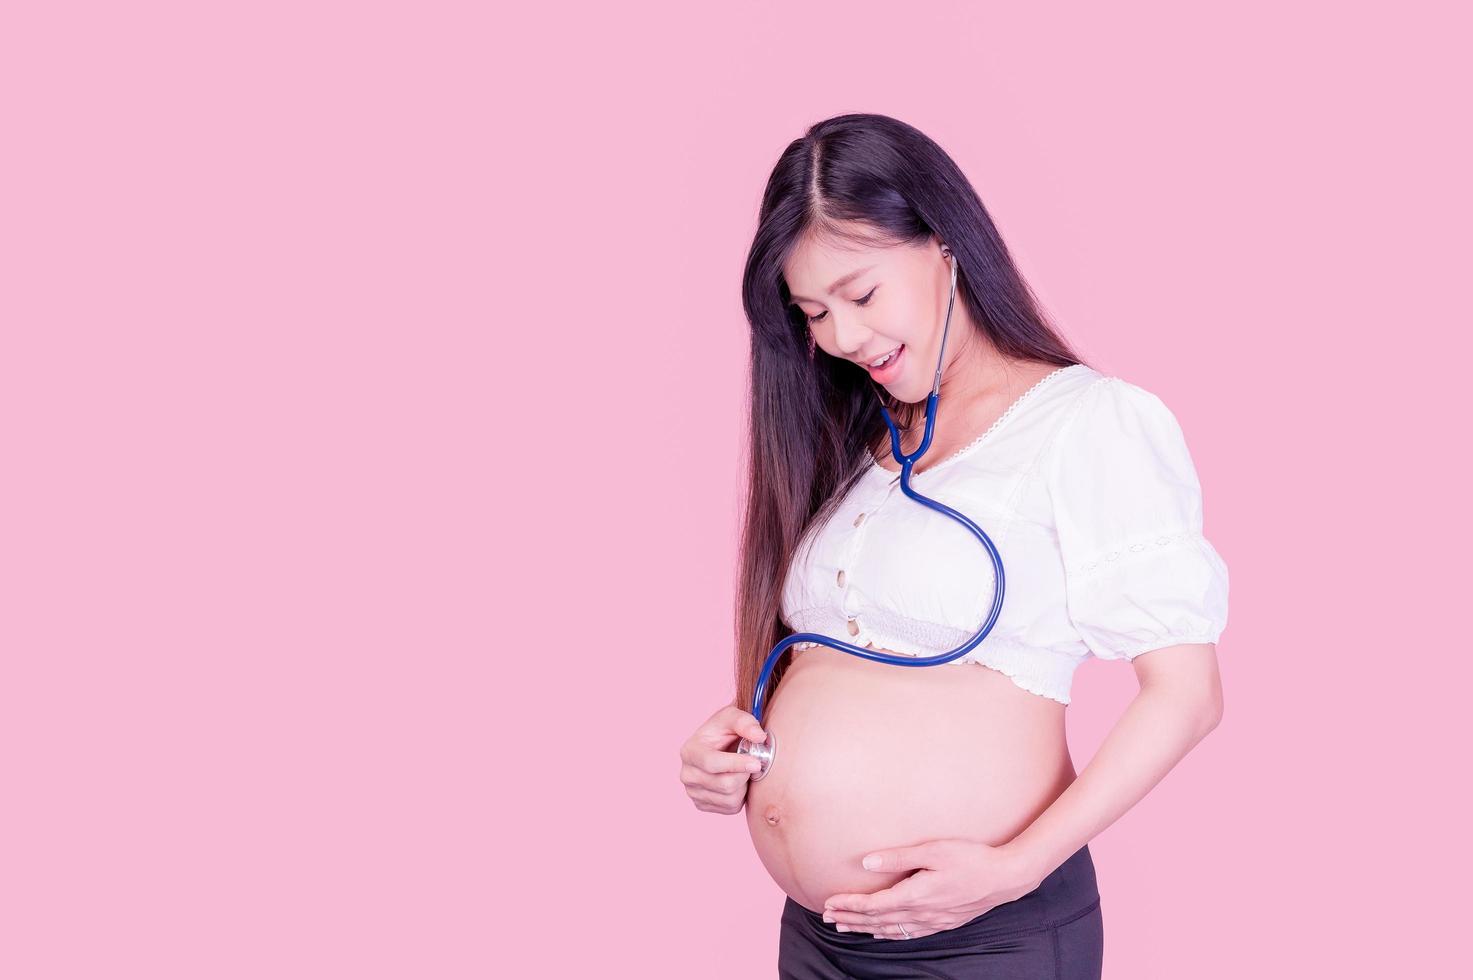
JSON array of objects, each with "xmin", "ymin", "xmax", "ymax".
[{"xmin": 821, "ymin": 838, "xmax": 1042, "ymax": 941}]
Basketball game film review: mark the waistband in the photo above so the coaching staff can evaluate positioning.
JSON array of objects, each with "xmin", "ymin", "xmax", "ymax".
[{"xmin": 783, "ymin": 842, "xmax": 1100, "ymax": 954}]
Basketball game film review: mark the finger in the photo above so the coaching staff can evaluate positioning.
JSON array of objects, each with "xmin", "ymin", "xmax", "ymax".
[
  {"xmin": 704, "ymin": 727, "xmax": 767, "ymax": 758},
  {"xmin": 825, "ymin": 878, "xmax": 922, "ymax": 917},
  {"xmin": 692, "ymin": 785, "xmax": 746, "ymax": 810},
  {"xmin": 717, "ymin": 771, "xmax": 753, "ymax": 794},
  {"xmin": 691, "ymin": 796, "xmax": 741, "ymax": 815},
  {"xmin": 825, "ymin": 907, "xmax": 916, "ymax": 927},
  {"xmin": 860, "ymin": 840, "xmax": 944, "ymax": 874},
  {"xmin": 874, "ymin": 922, "xmax": 931, "ymax": 941},
  {"xmin": 716, "ymin": 707, "xmax": 767, "ymax": 743},
  {"xmin": 680, "ymin": 763, "xmax": 754, "ymax": 796},
  {"xmin": 697, "ymin": 750, "xmax": 765, "ymax": 776},
  {"xmin": 824, "ymin": 900, "xmax": 914, "ymax": 925},
  {"xmin": 823, "ymin": 893, "xmax": 872, "ymax": 915},
  {"xmin": 706, "ymin": 766, "xmax": 754, "ymax": 793}
]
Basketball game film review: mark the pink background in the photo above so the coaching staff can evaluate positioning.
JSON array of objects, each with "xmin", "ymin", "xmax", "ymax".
[{"xmin": 3, "ymin": 2, "xmax": 1467, "ymax": 977}]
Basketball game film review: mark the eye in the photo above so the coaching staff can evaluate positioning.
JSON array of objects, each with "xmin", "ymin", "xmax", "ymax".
[{"xmin": 805, "ymin": 286, "xmax": 877, "ymax": 324}]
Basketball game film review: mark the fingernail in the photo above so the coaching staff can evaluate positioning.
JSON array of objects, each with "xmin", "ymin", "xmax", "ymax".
[
  {"xmin": 862, "ymin": 855, "xmax": 880, "ymax": 870},
  {"xmin": 822, "ymin": 912, "xmax": 834, "ymax": 923},
  {"xmin": 748, "ymin": 761, "xmax": 762, "ymax": 773},
  {"xmin": 835, "ymin": 925, "xmax": 849, "ymax": 933}
]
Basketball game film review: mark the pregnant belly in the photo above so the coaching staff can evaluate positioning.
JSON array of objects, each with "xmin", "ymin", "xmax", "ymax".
[{"xmin": 744, "ymin": 645, "xmax": 1076, "ymax": 914}]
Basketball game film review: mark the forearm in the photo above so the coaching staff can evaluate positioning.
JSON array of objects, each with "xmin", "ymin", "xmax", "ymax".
[{"xmin": 1003, "ymin": 681, "xmax": 1221, "ymax": 886}]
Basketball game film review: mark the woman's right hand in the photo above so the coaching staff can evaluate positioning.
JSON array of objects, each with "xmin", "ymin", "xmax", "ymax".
[{"xmin": 679, "ymin": 704, "xmax": 769, "ymax": 815}]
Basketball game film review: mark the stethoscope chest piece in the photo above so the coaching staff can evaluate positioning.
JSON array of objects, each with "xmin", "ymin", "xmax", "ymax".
[{"xmin": 735, "ymin": 730, "xmax": 777, "ymax": 781}]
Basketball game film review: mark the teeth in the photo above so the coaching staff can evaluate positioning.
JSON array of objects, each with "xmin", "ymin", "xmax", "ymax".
[{"xmin": 870, "ymin": 346, "xmax": 900, "ymax": 368}]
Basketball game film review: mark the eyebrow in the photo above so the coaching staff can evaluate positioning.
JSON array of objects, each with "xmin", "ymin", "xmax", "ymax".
[{"xmin": 788, "ymin": 265, "xmax": 877, "ymax": 304}]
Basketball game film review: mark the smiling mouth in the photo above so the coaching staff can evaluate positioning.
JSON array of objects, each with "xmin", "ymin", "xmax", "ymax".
[
  {"xmin": 866, "ymin": 344, "xmax": 906, "ymax": 381},
  {"xmin": 866, "ymin": 346, "xmax": 901, "ymax": 368}
]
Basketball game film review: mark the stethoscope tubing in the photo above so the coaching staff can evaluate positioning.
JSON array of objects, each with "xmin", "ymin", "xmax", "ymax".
[
  {"xmin": 740, "ymin": 251, "xmax": 1005, "ymax": 784},
  {"xmin": 747, "ymin": 389, "xmax": 1006, "ymax": 726}
]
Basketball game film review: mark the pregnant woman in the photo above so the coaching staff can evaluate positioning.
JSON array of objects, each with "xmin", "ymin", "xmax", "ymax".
[{"xmin": 678, "ymin": 113, "xmax": 1230, "ymax": 979}]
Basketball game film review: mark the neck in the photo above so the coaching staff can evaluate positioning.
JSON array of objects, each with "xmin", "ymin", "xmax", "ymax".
[{"xmin": 935, "ymin": 332, "xmax": 1018, "ymax": 424}]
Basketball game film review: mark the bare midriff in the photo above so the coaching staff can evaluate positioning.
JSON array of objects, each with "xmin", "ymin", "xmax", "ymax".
[{"xmin": 744, "ymin": 644, "xmax": 1077, "ymax": 915}]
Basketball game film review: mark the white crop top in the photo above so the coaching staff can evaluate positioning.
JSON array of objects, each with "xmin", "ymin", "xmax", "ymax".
[{"xmin": 778, "ymin": 363, "xmax": 1230, "ymax": 705}]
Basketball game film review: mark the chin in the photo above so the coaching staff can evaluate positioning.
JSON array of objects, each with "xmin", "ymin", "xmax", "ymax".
[{"xmin": 887, "ymin": 375, "xmax": 927, "ymax": 403}]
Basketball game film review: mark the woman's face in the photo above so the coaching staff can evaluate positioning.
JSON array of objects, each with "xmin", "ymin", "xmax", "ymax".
[{"xmin": 783, "ymin": 234, "xmax": 959, "ymax": 403}]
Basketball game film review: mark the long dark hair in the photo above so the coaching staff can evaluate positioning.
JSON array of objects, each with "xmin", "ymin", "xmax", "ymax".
[{"xmin": 733, "ymin": 112, "xmax": 1088, "ymax": 714}]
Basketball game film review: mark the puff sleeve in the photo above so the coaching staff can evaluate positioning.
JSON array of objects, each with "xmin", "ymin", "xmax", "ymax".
[{"xmin": 1044, "ymin": 378, "xmax": 1230, "ymax": 661}]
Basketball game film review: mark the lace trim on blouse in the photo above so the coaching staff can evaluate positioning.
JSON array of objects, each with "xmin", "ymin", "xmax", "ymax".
[
  {"xmin": 865, "ymin": 364, "xmax": 1075, "ymax": 479},
  {"xmin": 1068, "ymin": 528, "xmax": 1204, "ymax": 580}
]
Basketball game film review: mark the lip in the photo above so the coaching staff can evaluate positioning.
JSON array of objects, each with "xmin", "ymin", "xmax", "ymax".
[{"xmin": 865, "ymin": 344, "xmax": 905, "ymax": 382}]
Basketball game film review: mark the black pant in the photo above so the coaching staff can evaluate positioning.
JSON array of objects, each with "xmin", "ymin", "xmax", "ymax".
[{"xmin": 777, "ymin": 843, "xmax": 1103, "ymax": 979}]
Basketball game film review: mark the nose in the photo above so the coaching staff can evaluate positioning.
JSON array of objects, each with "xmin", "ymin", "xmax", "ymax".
[{"xmin": 829, "ymin": 312, "xmax": 874, "ymax": 359}]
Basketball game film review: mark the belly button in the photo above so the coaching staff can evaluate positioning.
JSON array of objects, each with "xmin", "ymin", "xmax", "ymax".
[{"xmin": 764, "ymin": 804, "xmax": 783, "ymax": 827}]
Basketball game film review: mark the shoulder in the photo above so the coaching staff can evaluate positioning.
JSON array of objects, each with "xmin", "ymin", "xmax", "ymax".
[
  {"xmin": 1045, "ymin": 369, "xmax": 1202, "ymax": 487},
  {"xmin": 1055, "ymin": 369, "xmax": 1185, "ymax": 440}
]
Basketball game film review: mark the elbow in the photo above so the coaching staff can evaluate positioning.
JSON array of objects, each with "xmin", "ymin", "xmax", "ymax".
[
  {"xmin": 1203, "ymin": 699, "xmax": 1223, "ymax": 736},
  {"xmin": 1199, "ymin": 682, "xmax": 1224, "ymax": 735},
  {"xmin": 1193, "ymin": 647, "xmax": 1224, "ymax": 734},
  {"xmin": 1131, "ymin": 642, "xmax": 1225, "ymax": 735}
]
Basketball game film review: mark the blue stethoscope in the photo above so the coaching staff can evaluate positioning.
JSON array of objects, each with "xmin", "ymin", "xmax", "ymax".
[{"xmin": 735, "ymin": 251, "xmax": 1008, "ymax": 781}]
